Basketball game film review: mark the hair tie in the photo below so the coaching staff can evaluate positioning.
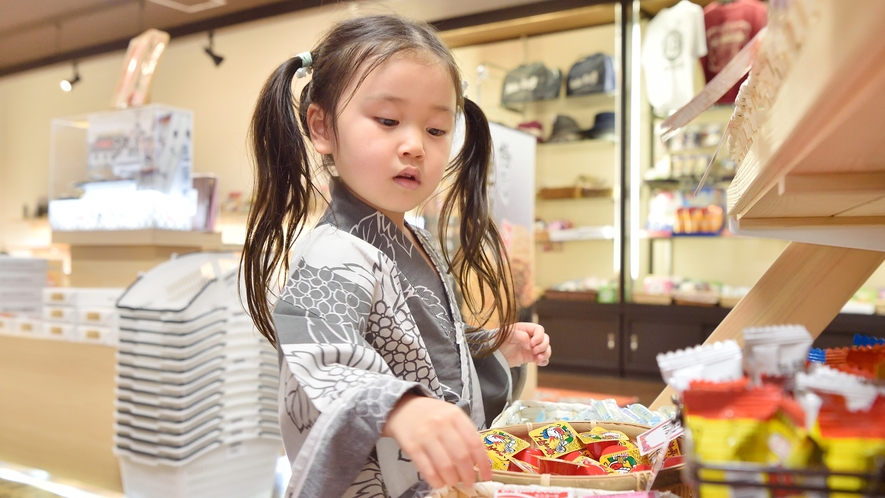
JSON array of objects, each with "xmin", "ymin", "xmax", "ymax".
[{"xmin": 295, "ymin": 51, "xmax": 314, "ymax": 79}]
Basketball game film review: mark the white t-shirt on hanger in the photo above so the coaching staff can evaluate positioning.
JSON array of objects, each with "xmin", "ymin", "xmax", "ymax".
[{"xmin": 642, "ymin": 0, "xmax": 707, "ymax": 116}]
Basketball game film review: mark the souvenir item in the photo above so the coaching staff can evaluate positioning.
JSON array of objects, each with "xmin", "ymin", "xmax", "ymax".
[{"xmin": 529, "ymin": 422, "xmax": 583, "ymax": 458}]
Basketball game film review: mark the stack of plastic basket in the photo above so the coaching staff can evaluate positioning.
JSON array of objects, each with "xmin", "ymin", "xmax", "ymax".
[{"xmin": 113, "ymin": 252, "xmax": 282, "ymax": 498}]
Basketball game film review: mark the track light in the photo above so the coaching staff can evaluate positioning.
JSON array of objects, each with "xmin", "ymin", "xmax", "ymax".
[
  {"xmin": 204, "ymin": 30, "xmax": 224, "ymax": 67},
  {"xmin": 60, "ymin": 62, "xmax": 81, "ymax": 92}
]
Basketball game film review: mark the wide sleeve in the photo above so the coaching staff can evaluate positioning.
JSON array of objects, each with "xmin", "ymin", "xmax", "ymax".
[
  {"xmin": 467, "ymin": 328, "xmax": 527, "ymax": 425},
  {"xmin": 273, "ymin": 228, "xmax": 443, "ymax": 497}
]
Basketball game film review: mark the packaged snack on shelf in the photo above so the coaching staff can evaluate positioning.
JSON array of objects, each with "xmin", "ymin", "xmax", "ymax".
[
  {"xmin": 853, "ymin": 333, "xmax": 885, "ymax": 347},
  {"xmin": 656, "ymin": 340, "xmax": 744, "ymax": 393},
  {"xmin": 796, "ymin": 365, "xmax": 885, "ymax": 494},
  {"xmin": 492, "ymin": 400, "xmax": 670, "ymax": 428},
  {"xmin": 742, "ymin": 324, "xmax": 813, "ymax": 386}
]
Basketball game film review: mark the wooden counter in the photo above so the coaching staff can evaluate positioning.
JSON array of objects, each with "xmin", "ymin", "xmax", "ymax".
[
  {"xmin": 52, "ymin": 229, "xmax": 224, "ymax": 288},
  {"xmin": 0, "ymin": 336, "xmax": 121, "ymax": 492}
]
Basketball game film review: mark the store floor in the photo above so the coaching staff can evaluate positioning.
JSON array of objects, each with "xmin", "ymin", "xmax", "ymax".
[
  {"xmin": 0, "ymin": 371, "xmax": 664, "ymax": 498},
  {"xmin": 537, "ymin": 370, "xmax": 666, "ymax": 407}
]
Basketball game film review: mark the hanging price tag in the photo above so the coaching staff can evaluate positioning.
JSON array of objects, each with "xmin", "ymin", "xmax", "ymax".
[{"xmin": 636, "ymin": 418, "xmax": 683, "ymax": 456}]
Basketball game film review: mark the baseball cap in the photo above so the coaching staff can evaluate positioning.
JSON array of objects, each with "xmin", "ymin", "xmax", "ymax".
[
  {"xmin": 501, "ymin": 62, "xmax": 562, "ymax": 106},
  {"xmin": 566, "ymin": 53, "xmax": 615, "ymax": 97},
  {"xmin": 582, "ymin": 111, "xmax": 616, "ymax": 140},
  {"xmin": 547, "ymin": 115, "xmax": 583, "ymax": 143}
]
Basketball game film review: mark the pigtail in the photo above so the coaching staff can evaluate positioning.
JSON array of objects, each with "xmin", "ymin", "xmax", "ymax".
[
  {"xmin": 241, "ymin": 54, "xmax": 314, "ymax": 346},
  {"xmin": 440, "ymin": 98, "xmax": 518, "ymax": 356}
]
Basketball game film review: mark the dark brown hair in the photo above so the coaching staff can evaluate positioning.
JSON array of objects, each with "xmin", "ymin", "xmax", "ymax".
[{"xmin": 241, "ymin": 14, "xmax": 517, "ymax": 355}]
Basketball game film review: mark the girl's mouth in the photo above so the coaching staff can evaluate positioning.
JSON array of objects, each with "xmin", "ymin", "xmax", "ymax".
[{"xmin": 394, "ymin": 171, "xmax": 420, "ymax": 189}]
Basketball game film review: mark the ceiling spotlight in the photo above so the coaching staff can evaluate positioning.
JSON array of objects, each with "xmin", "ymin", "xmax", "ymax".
[
  {"xmin": 204, "ymin": 30, "xmax": 224, "ymax": 67},
  {"xmin": 60, "ymin": 62, "xmax": 81, "ymax": 92}
]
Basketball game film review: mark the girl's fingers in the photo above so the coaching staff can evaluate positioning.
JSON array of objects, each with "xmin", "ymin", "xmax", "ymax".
[
  {"xmin": 409, "ymin": 447, "xmax": 445, "ymax": 490},
  {"xmin": 423, "ymin": 435, "xmax": 462, "ymax": 488},
  {"xmin": 454, "ymin": 414, "xmax": 493, "ymax": 481}
]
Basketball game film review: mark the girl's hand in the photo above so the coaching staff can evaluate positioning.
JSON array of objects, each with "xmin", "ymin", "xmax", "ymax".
[
  {"xmin": 382, "ymin": 393, "xmax": 492, "ymax": 491},
  {"xmin": 499, "ymin": 322, "xmax": 551, "ymax": 368}
]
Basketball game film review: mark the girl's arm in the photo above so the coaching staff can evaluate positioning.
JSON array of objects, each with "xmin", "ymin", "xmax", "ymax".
[{"xmin": 381, "ymin": 393, "xmax": 492, "ymax": 492}]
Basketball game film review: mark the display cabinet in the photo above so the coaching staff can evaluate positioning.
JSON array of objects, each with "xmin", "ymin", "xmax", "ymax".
[{"xmin": 452, "ymin": 3, "xmax": 624, "ymax": 300}]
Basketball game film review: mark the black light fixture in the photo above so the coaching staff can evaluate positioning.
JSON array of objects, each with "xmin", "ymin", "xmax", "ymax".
[
  {"xmin": 60, "ymin": 62, "xmax": 81, "ymax": 92},
  {"xmin": 204, "ymin": 30, "xmax": 224, "ymax": 67}
]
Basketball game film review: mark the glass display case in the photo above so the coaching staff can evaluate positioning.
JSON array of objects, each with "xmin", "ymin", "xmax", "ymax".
[{"xmin": 48, "ymin": 104, "xmax": 195, "ymax": 231}]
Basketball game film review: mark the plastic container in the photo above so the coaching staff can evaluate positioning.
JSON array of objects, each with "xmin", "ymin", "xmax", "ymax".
[
  {"xmin": 117, "ymin": 437, "xmax": 280, "ymax": 498},
  {"xmin": 43, "ymin": 322, "xmax": 76, "ymax": 341}
]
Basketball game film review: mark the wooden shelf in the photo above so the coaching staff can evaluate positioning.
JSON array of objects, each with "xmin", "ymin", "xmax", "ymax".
[
  {"xmin": 726, "ymin": 1, "xmax": 885, "ymax": 250},
  {"xmin": 51, "ymin": 229, "xmax": 222, "ymax": 248},
  {"xmin": 652, "ymin": 0, "xmax": 885, "ymax": 408}
]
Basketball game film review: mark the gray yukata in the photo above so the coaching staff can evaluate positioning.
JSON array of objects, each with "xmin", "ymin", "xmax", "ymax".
[{"xmin": 274, "ymin": 179, "xmax": 524, "ymax": 498}]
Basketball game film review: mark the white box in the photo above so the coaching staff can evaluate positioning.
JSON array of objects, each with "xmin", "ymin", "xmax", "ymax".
[
  {"xmin": 0, "ymin": 257, "xmax": 48, "ymax": 273},
  {"xmin": 43, "ymin": 287, "xmax": 124, "ymax": 307},
  {"xmin": 0, "ymin": 272, "xmax": 46, "ymax": 286},
  {"xmin": 44, "ymin": 306, "xmax": 78, "ymax": 324},
  {"xmin": 0, "ymin": 287, "xmax": 43, "ymax": 312},
  {"xmin": 77, "ymin": 324, "xmax": 117, "ymax": 346},
  {"xmin": 78, "ymin": 307, "xmax": 118, "ymax": 327},
  {"xmin": 16, "ymin": 317, "xmax": 42, "ymax": 336},
  {"xmin": 44, "ymin": 322, "xmax": 76, "ymax": 341},
  {"xmin": 0, "ymin": 316, "xmax": 15, "ymax": 336}
]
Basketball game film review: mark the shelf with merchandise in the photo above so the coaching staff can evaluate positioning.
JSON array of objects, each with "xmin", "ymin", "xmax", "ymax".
[{"xmin": 502, "ymin": 91, "xmax": 616, "ymax": 115}]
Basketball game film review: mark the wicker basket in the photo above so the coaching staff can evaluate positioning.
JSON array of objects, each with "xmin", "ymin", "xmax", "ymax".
[{"xmin": 485, "ymin": 421, "xmax": 690, "ymax": 497}]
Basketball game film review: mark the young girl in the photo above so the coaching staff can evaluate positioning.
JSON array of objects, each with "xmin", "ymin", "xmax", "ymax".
[{"xmin": 241, "ymin": 14, "xmax": 551, "ymax": 497}]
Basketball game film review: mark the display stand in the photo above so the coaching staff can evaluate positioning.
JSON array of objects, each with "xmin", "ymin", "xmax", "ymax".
[
  {"xmin": 652, "ymin": 0, "xmax": 885, "ymax": 408},
  {"xmin": 52, "ymin": 229, "xmax": 224, "ymax": 287}
]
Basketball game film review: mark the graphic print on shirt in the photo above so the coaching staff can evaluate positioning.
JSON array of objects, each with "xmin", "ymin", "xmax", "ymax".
[
  {"xmin": 705, "ymin": 20, "xmax": 752, "ymax": 73},
  {"xmin": 663, "ymin": 30, "xmax": 683, "ymax": 61}
]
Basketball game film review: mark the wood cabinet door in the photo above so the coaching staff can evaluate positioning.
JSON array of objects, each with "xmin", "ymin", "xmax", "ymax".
[{"xmin": 536, "ymin": 299, "xmax": 621, "ymax": 373}]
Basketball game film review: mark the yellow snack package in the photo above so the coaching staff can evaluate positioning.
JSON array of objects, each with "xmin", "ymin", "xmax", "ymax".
[
  {"xmin": 529, "ymin": 422, "xmax": 584, "ymax": 458},
  {"xmin": 577, "ymin": 426, "xmax": 629, "ymax": 446},
  {"xmin": 481, "ymin": 429, "xmax": 530, "ymax": 456},
  {"xmin": 487, "ymin": 450, "xmax": 510, "ymax": 471}
]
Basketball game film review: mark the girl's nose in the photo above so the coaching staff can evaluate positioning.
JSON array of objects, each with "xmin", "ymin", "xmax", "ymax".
[{"xmin": 398, "ymin": 127, "xmax": 425, "ymax": 159}]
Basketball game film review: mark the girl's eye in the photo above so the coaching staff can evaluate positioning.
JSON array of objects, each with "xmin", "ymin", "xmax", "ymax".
[
  {"xmin": 427, "ymin": 128, "xmax": 447, "ymax": 137},
  {"xmin": 377, "ymin": 118, "xmax": 398, "ymax": 127}
]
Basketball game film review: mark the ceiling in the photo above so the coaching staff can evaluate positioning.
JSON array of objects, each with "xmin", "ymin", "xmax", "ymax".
[{"xmin": 0, "ymin": 0, "xmax": 706, "ymax": 78}]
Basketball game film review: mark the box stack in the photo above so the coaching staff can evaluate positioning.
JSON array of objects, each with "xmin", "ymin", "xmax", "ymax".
[
  {"xmin": 0, "ymin": 257, "xmax": 47, "ymax": 316},
  {"xmin": 42, "ymin": 288, "xmax": 123, "ymax": 344},
  {"xmin": 0, "ymin": 257, "xmax": 47, "ymax": 338},
  {"xmin": 113, "ymin": 252, "xmax": 281, "ymax": 498}
]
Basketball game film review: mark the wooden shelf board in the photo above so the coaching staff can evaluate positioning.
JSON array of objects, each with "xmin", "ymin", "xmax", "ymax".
[
  {"xmin": 439, "ymin": 4, "xmax": 615, "ymax": 48},
  {"xmin": 728, "ymin": 217, "xmax": 885, "ymax": 252},
  {"xmin": 727, "ymin": 1, "xmax": 885, "ymax": 225},
  {"xmin": 51, "ymin": 229, "xmax": 223, "ymax": 248}
]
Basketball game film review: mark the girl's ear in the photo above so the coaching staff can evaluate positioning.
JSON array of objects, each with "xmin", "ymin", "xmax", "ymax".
[{"xmin": 306, "ymin": 103, "xmax": 333, "ymax": 154}]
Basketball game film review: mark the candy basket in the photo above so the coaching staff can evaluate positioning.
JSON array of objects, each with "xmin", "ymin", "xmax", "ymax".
[{"xmin": 486, "ymin": 421, "xmax": 690, "ymax": 497}]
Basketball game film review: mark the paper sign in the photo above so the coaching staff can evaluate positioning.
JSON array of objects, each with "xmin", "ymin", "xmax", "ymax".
[{"xmin": 636, "ymin": 419, "xmax": 683, "ymax": 456}]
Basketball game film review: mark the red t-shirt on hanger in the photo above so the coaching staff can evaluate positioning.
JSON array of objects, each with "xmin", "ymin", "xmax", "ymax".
[{"xmin": 701, "ymin": 0, "xmax": 768, "ymax": 105}]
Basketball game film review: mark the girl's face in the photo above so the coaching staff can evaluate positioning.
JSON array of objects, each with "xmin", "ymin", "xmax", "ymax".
[{"xmin": 308, "ymin": 53, "xmax": 457, "ymax": 228}]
